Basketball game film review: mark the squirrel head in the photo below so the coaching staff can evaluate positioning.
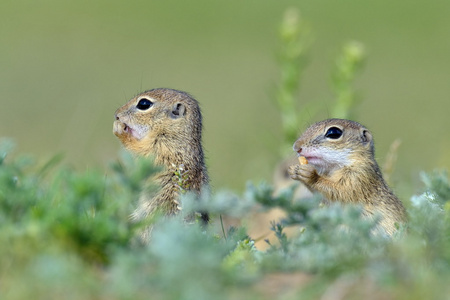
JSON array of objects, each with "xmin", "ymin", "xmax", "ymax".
[
  {"xmin": 113, "ymin": 88, "xmax": 203, "ymax": 159},
  {"xmin": 293, "ymin": 119, "xmax": 375, "ymax": 174}
]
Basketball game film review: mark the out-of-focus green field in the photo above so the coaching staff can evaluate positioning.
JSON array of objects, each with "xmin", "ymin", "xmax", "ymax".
[{"xmin": 1, "ymin": 0, "xmax": 449, "ymax": 193}]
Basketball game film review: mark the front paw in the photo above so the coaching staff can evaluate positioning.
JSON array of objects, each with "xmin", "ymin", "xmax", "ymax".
[{"xmin": 288, "ymin": 164, "xmax": 318, "ymax": 185}]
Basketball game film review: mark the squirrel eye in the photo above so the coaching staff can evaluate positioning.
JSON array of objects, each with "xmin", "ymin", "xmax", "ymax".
[
  {"xmin": 136, "ymin": 98, "xmax": 153, "ymax": 110},
  {"xmin": 325, "ymin": 127, "xmax": 343, "ymax": 139}
]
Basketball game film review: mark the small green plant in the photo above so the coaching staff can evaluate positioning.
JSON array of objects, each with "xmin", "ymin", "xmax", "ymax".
[
  {"xmin": 274, "ymin": 9, "xmax": 366, "ymax": 156},
  {"xmin": 172, "ymin": 163, "xmax": 190, "ymax": 193},
  {"xmin": 274, "ymin": 8, "xmax": 312, "ymax": 155},
  {"xmin": 330, "ymin": 41, "xmax": 366, "ymax": 120}
]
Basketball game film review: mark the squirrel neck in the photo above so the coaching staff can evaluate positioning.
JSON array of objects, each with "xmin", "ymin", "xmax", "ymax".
[
  {"xmin": 152, "ymin": 132, "xmax": 208, "ymax": 191},
  {"xmin": 344, "ymin": 158, "xmax": 394, "ymax": 203}
]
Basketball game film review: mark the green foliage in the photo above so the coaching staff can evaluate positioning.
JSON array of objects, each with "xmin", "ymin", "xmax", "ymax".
[
  {"xmin": 274, "ymin": 8, "xmax": 312, "ymax": 154},
  {"xmin": 331, "ymin": 41, "xmax": 366, "ymax": 119},
  {"xmin": 274, "ymin": 10, "xmax": 366, "ymax": 156},
  {"xmin": 1, "ymin": 143, "xmax": 450, "ymax": 299},
  {"xmin": 418, "ymin": 170, "xmax": 450, "ymax": 206},
  {"xmin": 0, "ymin": 145, "xmax": 157, "ymax": 266},
  {"xmin": 172, "ymin": 163, "xmax": 191, "ymax": 193}
]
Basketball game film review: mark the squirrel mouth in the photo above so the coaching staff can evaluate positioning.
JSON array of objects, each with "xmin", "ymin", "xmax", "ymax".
[
  {"xmin": 297, "ymin": 151, "xmax": 321, "ymax": 164},
  {"xmin": 123, "ymin": 123, "xmax": 134, "ymax": 136},
  {"xmin": 123, "ymin": 123, "xmax": 130, "ymax": 133},
  {"xmin": 119, "ymin": 122, "xmax": 134, "ymax": 138},
  {"xmin": 123, "ymin": 123, "xmax": 140, "ymax": 140}
]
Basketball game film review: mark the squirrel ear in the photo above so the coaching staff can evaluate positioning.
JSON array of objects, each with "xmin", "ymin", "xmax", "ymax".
[
  {"xmin": 170, "ymin": 103, "xmax": 186, "ymax": 119},
  {"xmin": 361, "ymin": 129, "xmax": 375, "ymax": 153},
  {"xmin": 361, "ymin": 128, "xmax": 373, "ymax": 145}
]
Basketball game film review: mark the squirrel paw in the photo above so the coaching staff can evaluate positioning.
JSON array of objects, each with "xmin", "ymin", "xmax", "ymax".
[{"xmin": 288, "ymin": 164, "xmax": 318, "ymax": 185}]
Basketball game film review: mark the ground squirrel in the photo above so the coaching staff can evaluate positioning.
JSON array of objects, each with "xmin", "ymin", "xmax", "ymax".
[
  {"xmin": 113, "ymin": 88, "xmax": 209, "ymax": 239},
  {"xmin": 288, "ymin": 119, "xmax": 407, "ymax": 236}
]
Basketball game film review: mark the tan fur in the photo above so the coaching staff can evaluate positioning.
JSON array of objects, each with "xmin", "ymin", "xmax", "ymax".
[
  {"xmin": 288, "ymin": 119, "xmax": 407, "ymax": 236},
  {"xmin": 113, "ymin": 88, "xmax": 209, "ymax": 240}
]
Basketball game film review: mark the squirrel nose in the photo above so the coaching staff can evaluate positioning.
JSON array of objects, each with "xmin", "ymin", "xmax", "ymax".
[
  {"xmin": 115, "ymin": 114, "xmax": 119, "ymax": 121},
  {"xmin": 293, "ymin": 141, "xmax": 302, "ymax": 153}
]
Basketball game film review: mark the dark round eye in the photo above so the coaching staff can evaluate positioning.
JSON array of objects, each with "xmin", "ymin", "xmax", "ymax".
[
  {"xmin": 136, "ymin": 98, "xmax": 153, "ymax": 110},
  {"xmin": 325, "ymin": 127, "xmax": 343, "ymax": 139}
]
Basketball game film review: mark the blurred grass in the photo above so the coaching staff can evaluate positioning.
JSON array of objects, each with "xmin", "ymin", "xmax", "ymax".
[{"xmin": 0, "ymin": 0, "xmax": 449, "ymax": 193}]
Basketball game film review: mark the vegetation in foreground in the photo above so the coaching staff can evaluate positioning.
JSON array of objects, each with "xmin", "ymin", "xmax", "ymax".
[{"xmin": 0, "ymin": 141, "xmax": 449, "ymax": 300}]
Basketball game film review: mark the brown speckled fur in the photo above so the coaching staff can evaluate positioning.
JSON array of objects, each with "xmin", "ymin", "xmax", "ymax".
[
  {"xmin": 113, "ymin": 88, "xmax": 208, "ymax": 241},
  {"xmin": 288, "ymin": 119, "xmax": 407, "ymax": 236}
]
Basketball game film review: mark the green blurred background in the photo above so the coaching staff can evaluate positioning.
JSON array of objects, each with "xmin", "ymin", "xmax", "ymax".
[{"xmin": 1, "ymin": 0, "xmax": 449, "ymax": 193}]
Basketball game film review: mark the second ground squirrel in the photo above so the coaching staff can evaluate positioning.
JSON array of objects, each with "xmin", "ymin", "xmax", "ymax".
[
  {"xmin": 113, "ymin": 88, "xmax": 209, "ymax": 240},
  {"xmin": 288, "ymin": 119, "xmax": 407, "ymax": 236}
]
